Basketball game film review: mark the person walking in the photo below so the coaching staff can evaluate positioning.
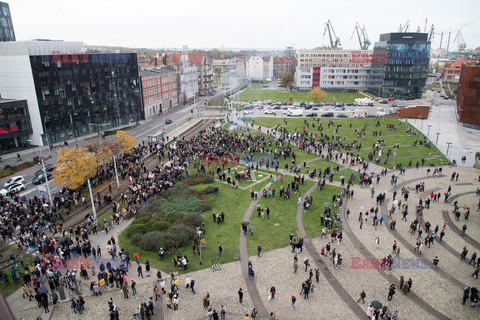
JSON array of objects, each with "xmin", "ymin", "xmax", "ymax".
[
  {"xmin": 131, "ymin": 280, "xmax": 137, "ymax": 296},
  {"xmin": 357, "ymin": 290, "xmax": 366, "ymax": 304},
  {"xmin": 257, "ymin": 244, "xmax": 262, "ymax": 257},
  {"xmin": 122, "ymin": 282, "xmax": 129, "ymax": 299},
  {"xmin": 293, "ymin": 260, "xmax": 298, "ymax": 273},
  {"xmin": 432, "ymin": 257, "xmax": 439, "ymax": 269},
  {"xmin": 375, "ymin": 237, "xmax": 380, "ymax": 249},
  {"xmin": 238, "ymin": 288, "xmax": 244, "ymax": 303},
  {"xmin": 291, "ymin": 294, "xmax": 296, "ymax": 310},
  {"xmin": 387, "ymin": 284, "xmax": 396, "ymax": 301},
  {"xmin": 270, "ymin": 286, "xmax": 276, "ymax": 299},
  {"xmin": 220, "ymin": 305, "xmax": 226, "ymax": 320},
  {"xmin": 137, "ymin": 264, "xmax": 143, "ymax": 278}
]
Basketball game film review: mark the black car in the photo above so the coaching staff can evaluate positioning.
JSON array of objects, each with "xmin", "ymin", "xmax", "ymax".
[
  {"xmin": 165, "ymin": 119, "xmax": 173, "ymax": 124},
  {"xmin": 321, "ymin": 112, "xmax": 334, "ymax": 117},
  {"xmin": 273, "ymin": 106, "xmax": 281, "ymax": 110},
  {"xmin": 32, "ymin": 172, "xmax": 52, "ymax": 185},
  {"xmin": 304, "ymin": 105, "xmax": 313, "ymax": 110},
  {"xmin": 337, "ymin": 113, "xmax": 348, "ymax": 118},
  {"xmin": 35, "ymin": 164, "xmax": 54, "ymax": 177},
  {"xmin": 306, "ymin": 113, "xmax": 317, "ymax": 117}
]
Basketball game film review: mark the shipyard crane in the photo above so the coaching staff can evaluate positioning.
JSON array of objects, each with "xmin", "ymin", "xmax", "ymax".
[
  {"xmin": 398, "ymin": 20, "xmax": 410, "ymax": 33},
  {"xmin": 453, "ymin": 31, "xmax": 466, "ymax": 52},
  {"xmin": 351, "ymin": 23, "xmax": 371, "ymax": 50},
  {"xmin": 427, "ymin": 24, "xmax": 435, "ymax": 42},
  {"xmin": 324, "ymin": 20, "xmax": 341, "ymax": 48}
]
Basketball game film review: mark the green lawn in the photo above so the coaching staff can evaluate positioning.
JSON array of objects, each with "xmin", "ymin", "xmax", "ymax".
[
  {"xmin": 119, "ymin": 182, "xmax": 253, "ymax": 274},
  {"xmin": 0, "ymin": 256, "xmax": 33, "ymax": 297},
  {"xmin": 235, "ymin": 90, "xmax": 364, "ymax": 103},
  {"xmin": 303, "ymin": 184, "xmax": 342, "ymax": 238},
  {"xmin": 246, "ymin": 176, "xmax": 315, "ymax": 256}
]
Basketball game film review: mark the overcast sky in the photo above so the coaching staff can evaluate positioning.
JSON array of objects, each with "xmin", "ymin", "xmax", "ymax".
[{"xmin": 10, "ymin": 0, "xmax": 480, "ymax": 51}]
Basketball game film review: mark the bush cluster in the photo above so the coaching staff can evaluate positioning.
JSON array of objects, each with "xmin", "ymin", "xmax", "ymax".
[
  {"xmin": 184, "ymin": 172, "xmax": 214, "ymax": 186},
  {"xmin": 124, "ymin": 182, "xmax": 212, "ymax": 252}
]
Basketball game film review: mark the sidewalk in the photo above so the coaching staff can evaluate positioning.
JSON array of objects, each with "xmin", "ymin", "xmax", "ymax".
[{"xmin": 406, "ymin": 98, "xmax": 479, "ymax": 167}]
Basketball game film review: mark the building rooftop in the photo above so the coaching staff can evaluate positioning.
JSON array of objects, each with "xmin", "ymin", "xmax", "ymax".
[
  {"xmin": 139, "ymin": 67, "xmax": 176, "ymax": 77},
  {"xmin": 0, "ymin": 98, "xmax": 26, "ymax": 104}
]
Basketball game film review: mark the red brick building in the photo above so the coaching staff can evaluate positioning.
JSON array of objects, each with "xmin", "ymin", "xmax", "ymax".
[
  {"xmin": 273, "ymin": 56, "xmax": 297, "ymax": 79},
  {"xmin": 445, "ymin": 58, "xmax": 466, "ymax": 83},
  {"xmin": 457, "ymin": 62, "xmax": 480, "ymax": 128},
  {"xmin": 140, "ymin": 68, "xmax": 178, "ymax": 119}
]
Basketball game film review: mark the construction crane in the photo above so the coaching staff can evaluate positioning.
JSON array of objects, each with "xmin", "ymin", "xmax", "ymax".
[
  {"xmin": 398, "ymin": 20, "xmax": 410, "ymax": 33},
  {"xmin": 324, "ymin": 20, "xmax": 341, "ymax": 48},
  {"xmin": 427, "ymin": 24, "xmax": 435, "ymax": 42},
  {"xmin": 351, "ymin": 23, "xmax": 371, "ymax": 50},
  {"xmin": 453, "ymin": 31, "xmax": 466, "ymax": 52}
]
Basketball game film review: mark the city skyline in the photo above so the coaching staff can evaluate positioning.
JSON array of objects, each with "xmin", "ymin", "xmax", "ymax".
[{"xmin": 10, "ymin": 0, "xmax": 480, "ymax": 51}]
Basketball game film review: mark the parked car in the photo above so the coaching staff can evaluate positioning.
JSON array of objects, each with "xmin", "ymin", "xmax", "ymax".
[
  {"xmin": 387, "ymin": 97, "xmax": 394, "ymax": 101},
  {"xmin": 244, "ymin": 110, "xmax": 253, "ymax": 114},
  {"xmin": 4, "ymin": 176, "xmax": 25, "ymax": 188},
  {"xmin": 337, "ymin": 113, "xmax": 348, "ymax": 118},
  {"xmin": 288, "ymin": 110, "xmax": 303, "ymax": 117},
  {"xmin": 33, "ymin": 172, "xmax": 52, "ymax": 185},
  {"xmin": 306, "ymin": 113, "xmax": 317, "ymax": 117},
  {"xmin": 273, "ymin": 106, "xmax": 281, "ymax": 110},
  {"xmin": 0, "ymin": 182, "xmax": 25, "ymax": 196},
  {"xmin": 264, "ymin": 109, "xmax": 275, "ymax": 114},
  {"xmin": 321, "ymin": 112, "xmax": 334, "ymax": 117},
  {"xmin": 165, "ymin": 119, "xmax": 173, "ymax": 124},
  {"xmin": 35, "ymin": 164, "xmax": 55, "ymax": 177}
]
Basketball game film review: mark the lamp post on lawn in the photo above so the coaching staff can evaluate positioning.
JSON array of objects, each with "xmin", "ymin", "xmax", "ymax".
[
  {"xmin": 446, "ymin": 142, "xmax": 452, "ymax": 157},
  {"xmin": 435, "ymin": 132, "xmax": 441, "ymax": 145},
  {"xmin": 427, "ymin": 125, "xmax": 432, "ymax": 136}
]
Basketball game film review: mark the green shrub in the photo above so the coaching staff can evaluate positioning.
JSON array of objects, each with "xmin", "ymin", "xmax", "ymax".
[
  {"xmin": 151, "ymin": 219, "xmax": 172, "ymax": 232},
  {"xmin": 161, "ymin": 195, "xmax": 206, "ymax": 215},
  {"xmin": 184, "ymin": 172, "xmax": 205, "ymax": 186},
  {"xmin": 4, "ymin": 165, "xmax": 12, "ymax": 170},
  {"xmin": 164, "ymin": 224, "xmax": 196, "ymax": 247},
  {"xmin": 174, "ymin": 213, "xmax": 203, "ymax": 228},
  {"xmin": 131, "ymin": 233, "xmax": 144, "ymax": 246},
  {"xmin": 140, "ymin": 231, "xmax": 166, "ymax": 251},
  {"xmin": 202, "ymin": 175, "xmax": 214, "ymax": 184},
  {"xmin": 124, "ymin": 223, "xmax": 148, "ymax": 239},
  {"xmin": 202, "ymin": 186, "xmax": 215, "ymax": 194}
]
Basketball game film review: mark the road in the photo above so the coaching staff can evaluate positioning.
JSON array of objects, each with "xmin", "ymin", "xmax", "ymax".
[{"xmin": 0, "ymin": 73, "xmax": 244, "ymax": 199}]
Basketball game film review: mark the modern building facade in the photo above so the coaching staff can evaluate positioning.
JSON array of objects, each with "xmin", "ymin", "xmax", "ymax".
[
  {"xmin": 0, "ymin": 2, "xmax": 15, "ymax": 42},
  {"xmin": 140, "ymin": 68, "xmax": 178, "ymax": 118},
  {"xmin": 285, "ymin": 46, "xmax": 296, "ymax": 58},
  {"xmin": 457, "ymin": 62, "xmax": 480, "ymax": 129},
  {"xmin": 0, "ymin": 99, "xmax": 32, "ymax": 151},
  {"xmin": 0, "ymin": 40, "xmax": 143, "ymax": 146},
  {"xmin": 368, "ymin": 32, "xmax": 431, "ymax": 100}
]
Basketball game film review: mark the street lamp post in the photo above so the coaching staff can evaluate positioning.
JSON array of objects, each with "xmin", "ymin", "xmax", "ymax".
[
  {"xmin": 112, "ymin": 155, "xmax": 120, "ymax": 188},
  {"xmin": 446, "ymin": 142, "xmax": 452, "ymax": 156},
  {"xmin": 435, "ymin": 132, "xmax": 441, "ymax": 145},
  {"xmin": 87, "ymin": 179, "xmax": 98, "ymax": 226},
  {"xmin": 427, "ymin": 125, "xmax": 432, "ymax": 136}
]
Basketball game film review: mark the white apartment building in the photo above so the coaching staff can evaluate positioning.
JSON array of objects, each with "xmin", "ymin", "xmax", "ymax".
[
  {"xmin": 246, "ymin": 56, "xmax": 264, "ymax": 81},
  {"xmin": 295, "ymin": 67, "xmax": 314, "ymax": 91},
  {"xmin": 297, "ymin": 47, "xmax": 373, "ymax": 68},
  {"xmin": 320, "ymin": 67, "xmax": 370, "ymax": 91}
]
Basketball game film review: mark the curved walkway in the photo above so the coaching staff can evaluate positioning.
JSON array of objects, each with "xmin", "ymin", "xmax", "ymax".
[
  {"xmin": 384, "ymin": 178, "xmax": 467, "ymax": 290},
  {"xmin": 444, "ymin": 191, "xmax": 480, "ymax": 250},
  {"xmin": 295, "ymin": 184, "xmax": 367, "ymax": 319},
  {"xmin": 238, "ymin": 182, "xmax": 272, "ymax": 318}
]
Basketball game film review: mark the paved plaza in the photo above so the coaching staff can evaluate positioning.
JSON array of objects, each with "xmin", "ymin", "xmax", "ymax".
[{"xmin": 6, "ymin": 108, "xmax": 480, "ymax": 320}]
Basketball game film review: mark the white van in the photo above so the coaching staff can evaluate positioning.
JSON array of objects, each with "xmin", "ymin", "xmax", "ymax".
[{"xmin": 289, "ymin": 109, "xmax": 303, "ymax": 117}]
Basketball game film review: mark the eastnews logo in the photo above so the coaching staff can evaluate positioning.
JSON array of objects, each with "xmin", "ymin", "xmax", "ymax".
[{"xmin": 351, "ymin": 257, "xmax": 428, "ymax": 269}]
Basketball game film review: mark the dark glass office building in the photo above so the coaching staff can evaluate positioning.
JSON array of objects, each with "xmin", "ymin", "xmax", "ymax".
[
  {"xmin": 368, "ymin": 33, "xmax": 430, "ymax": 100},
  {"xmin": 0, "ymin": 99, "xmax": 32, "ymax": 151},
  {"xmin": 0, "ymin": 2, "xmax": 15, "ymax": 42},
  {"xmin": 30, "ymin": 53, "xmax": 143, "ymax": 144}
]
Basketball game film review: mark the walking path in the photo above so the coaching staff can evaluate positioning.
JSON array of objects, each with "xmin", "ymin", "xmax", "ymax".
[{"xmin": 238, "ymin": 182, "xmax": 272, "ymax": 318}]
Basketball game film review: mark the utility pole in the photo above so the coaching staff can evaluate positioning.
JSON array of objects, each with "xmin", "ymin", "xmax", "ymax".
[
  {"xmin": 435, "ymin": 132, "xmax": 441, "ymax": 145},
  {"xmin": 427, "ymin": 124, "xmax": 432, "ymax": 136},
  {"xmin": 113, "ymin": 156, "xmax": 120, "ymax": 188}
]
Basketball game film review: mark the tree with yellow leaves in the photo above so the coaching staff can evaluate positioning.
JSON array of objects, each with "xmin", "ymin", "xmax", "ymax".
[
  {"xmin": 116, "ymin": 130, "xmax": 135, "ymax": 154},
  {"xmin": 53, "ymin": 146, "xmax": 98, "ymax": 190},
  {"xmin": 308, "ymin": 87, "xmax": 328, "ymax": 101}
]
